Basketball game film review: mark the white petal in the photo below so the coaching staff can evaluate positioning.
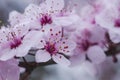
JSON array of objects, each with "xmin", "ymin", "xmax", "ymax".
[
  {"xmin": 0, "ymin": 27, "xmax": 10, "ymax": 43},
  {"xmin": 24, "ymin": 4, "xmax": 41, "ymax": 18},
  {"xmin": 87, "ymin": 45, "xmax": 106, "ymax": 64},
  {"xmin": 15, "ymin": 44, "xmax": 31, "ymax": 57},
  {"xmin": 41, "ymin": 25, "xmax": 62, "ymax": 42},
  {"xmin": 13, "ymin": 22, "xmax": 30, "ymax": 37},
  {"xmin": 53, "ymin": 14, "xmax": 79, "ymax": 26},
  {"xmin": 23, "ymin": 31, "xmax": 43, "ymax": 47},
  {"xmin": 0, "ymin": 49, "xmax": 16, "ymax": 61},
  {"xmin": 109, "ymin": 30, "xmax": 120, "ymax": 43},
  {"xmin": 20, "ymin": 67, "xmax": 26, "ymax": 73},
  {"xmin": 41, "ymin": 0, "xmax": 64, "ymax": 13},
  {"xmin": 16, "ymin": 31, "xmax": 43, "ymax": 57},
  {"xmin": 8, "ymin": 11, "xmax": 23, "ymax": 26},
  {"xmin": 52, "ymin": 54, "xmax": 70, "ymax": 66},
  {"xmin": 58, "ymin": 39, "xmax": 76, "ymax": 55},
  {"xmin": 34, "ymin": 40, "xmax": 45, "ymax": 49},
  {"xmin": 35, "ymin": 50, "xmax": 51, "ymax": 63}
]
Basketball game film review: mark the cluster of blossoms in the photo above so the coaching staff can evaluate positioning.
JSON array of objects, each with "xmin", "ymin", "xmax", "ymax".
[{"xmin": 1, "ymin": 0, "xmax": 120, "ymax": 79}]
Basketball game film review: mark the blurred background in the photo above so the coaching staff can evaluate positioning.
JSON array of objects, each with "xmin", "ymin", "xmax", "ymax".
[{"xmin": 1, "ymin": 0, "xmax": 120, "ymax": 80}]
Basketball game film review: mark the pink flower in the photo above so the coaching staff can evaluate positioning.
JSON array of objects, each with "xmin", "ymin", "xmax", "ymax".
[
  {"xmin": 24, "ymin": 0, "xmax": 79, "ymax": 30},
  {"xmin": 35, "ymin": 26, "xmax": 76, "ymax": 66},
  {"xmin": 95, "ymin": 8, "xmax": 120, "ymax": 33},
  {"xmin": 95, "ymin": 0, "xmax": 120, "ymax": 34},
  {"xmin": 0, "ymin": 24, "xmax": 41, "ymax": 61},
  {"xmin": 0, "ymin": 58, "xmax": 20, "ymax": 80},
  {"xmin": 70, "ymin": 24, "xmax": 107, "ymax": 65}
]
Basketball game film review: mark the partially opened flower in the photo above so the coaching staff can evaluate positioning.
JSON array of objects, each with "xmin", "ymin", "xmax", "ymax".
[
  {"xmin": 0, "ymin": 24, "xmax": 41, "ymax": 61},
  {"xmin": 24, "ymin": 0, "xmax": 79, "ymax": 30},
  {"xmin": 35, "ymin": 26, "xmax": 76, "ymax": 66},
  {"xmin": 0, "ymin": 58, "xmax": 20, "ymax": 80}
]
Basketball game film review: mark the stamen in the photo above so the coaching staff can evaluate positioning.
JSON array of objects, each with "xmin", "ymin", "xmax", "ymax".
[{"xmin": 40, "ymin": 14, "xmax": 52, "ymax": 26}]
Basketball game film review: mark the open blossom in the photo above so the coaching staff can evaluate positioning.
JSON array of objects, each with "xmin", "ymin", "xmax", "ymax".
[
  {"xmin": 24, "ymin": 0, "xmax": 79, "ymax": 30},
  {"xmin": 70, "ymin": 23, "xmax": 107, "ymax": 65},
  {"xmin": 94, "ymin": 0, "xmax": 120, "ymax": 44},
  {"xmin": 94, "ymin": 0, "xmax": 120, "ymax": 34},
  {"xmin": 0, "ymin": 24, "xmax": 41, "ymax": 61},
  {"xmin": 1, "ymin": 0, "xmax": 120, "ymax": 79},
  {"xmin": 35, "ymin": 25, "xmax": 76, "ymax": 66},
  {"xmin": 0, "ymin": 58, "xmax": 20, "ymax": 80}
]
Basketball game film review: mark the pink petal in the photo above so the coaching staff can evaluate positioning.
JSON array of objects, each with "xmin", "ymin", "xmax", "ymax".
[
  {"xmin": 85, "ymin": 26, "xmax": 106, "ymax": 43},
  {"xmin": 70, "ymin": 49, "xmax": 86, "ymax": 66},
  {"xmin": 0, "ymin": 59, "xmax": 20, "ymax": 80},
  {"xmin": 52, "ymin": 54, "xmax": 70, "ymax": 66},
  {"xmin": 35, "ymin": 50, "xmax": 51, "ymax": 62},
  {"xmin": 87, "ymin": 45, "xmax": 106, "ymax": 64},
  {"xmin": 109, "ymin": 31, "xmax": 120, "ymax": 43}
]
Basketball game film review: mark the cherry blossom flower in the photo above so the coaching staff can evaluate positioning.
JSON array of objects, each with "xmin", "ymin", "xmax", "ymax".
[
  {"xmin": 35, "ymin": 26, "xmax": 76, "ymax": 66},
  {"xmin": 2, "ymin": 0, "xmax": 120, "ymax": 79},
  {"xmin": 94, "ymin": 0, "xmax": 120, "ymax": 34},
  {"xmin": 93, "ymin": 1, "xmax": 120, "ymax": 44},
  {"xmin": 0, "ymin": 24, "xmax": 41, "ymax": 61},
  {"xmin": 24, "ymin": 0, "xmax": 79, "ymax": 30},
  {"xmin": 70, "ymin": 23, "xmax": 107, "ymax": 65},
  {"xmin": 0, "ymin": 58, "xmax": 20, "ymax": 80},
  {"xmin": 95, "ymin": 7, "xmax": 120, "ymax": 33}
]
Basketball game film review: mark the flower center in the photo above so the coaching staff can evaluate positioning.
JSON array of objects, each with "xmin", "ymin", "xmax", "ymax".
[
  {"xmin": 45, "ymin": 42, "xmax": 57, "ymax": 55},
  {"xmin": 40, "ymin": 14, "xmax": 52, "ymax": 26},
  {"xmin": 10, "ymin": 38, "xmax": 22, "ymax": 49},
  {"xmin": 114, "ymin": 19, "xmax": 120, "ymax": 27},
  {"xmin": 81, "ymin": 40, "xmax": 90, "ymax": 51}
]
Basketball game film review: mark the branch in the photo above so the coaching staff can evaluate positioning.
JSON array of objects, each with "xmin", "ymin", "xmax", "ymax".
[
  {"xmin": 19, "ymin": 60, "xmax": 56, "ymax": 68},
  {"xmin": 105, "ymin": 42, "xmax": 120, "ymax": 56}
]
